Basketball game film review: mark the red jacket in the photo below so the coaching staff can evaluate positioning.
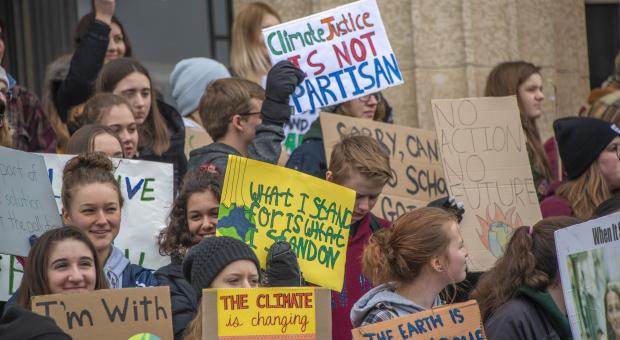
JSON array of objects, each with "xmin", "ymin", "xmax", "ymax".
[{"xmin": 331, "ymin": 213, "xmax": 390, "ymax": 340}]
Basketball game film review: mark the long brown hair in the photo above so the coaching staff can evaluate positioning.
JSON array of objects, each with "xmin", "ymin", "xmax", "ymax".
[
  {"xmin": 485, "ymin": 61, "xmax": 553, "ymax": 183},
  {"xmin": 96, "ymin": 58, "xmax": 170, "ymax": 156},
  {"xmin": 15, "ymin": 226, "xmax": 108, "ymax": 309},
  {"xmin": 230, "ymin": 2, "xmax": 281, "ymax": 83},
  {"xmin": 555, "ymin": 162, "xmax": 612, "ymax": 219},
  {"xmin": 74, "ymin": 12, "xmax": 132, "ymax": 57},
  {"xmin": 362, "ymin": 207, "xmax": 457, "ymax": 285},
  {"xmin": 471, "ymin": 216, "xmax": 580, "ymax": 321}
]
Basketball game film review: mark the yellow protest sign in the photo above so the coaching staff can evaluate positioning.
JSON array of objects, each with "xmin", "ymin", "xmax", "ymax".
[
  {"xmin": 320, "ymin": 112, "xmax": 446, "ymax": 222},
  {"xmin": 201, "ymin": 287, "xmax": 332, "ymax": 339},
  {"xmin": 216, "ymin": 156, "xmax": 355, "ymax": 291},
  {"xmin": 31, "ymin": 287, "xmax": 173, "ymax": 340},
  {"xmin": 351, "ymin": 300, "xmax": 486, "ymax": 340},
  {"xmin": 431, "ymin": 96, "xmax": 542, "ymax": 271}
]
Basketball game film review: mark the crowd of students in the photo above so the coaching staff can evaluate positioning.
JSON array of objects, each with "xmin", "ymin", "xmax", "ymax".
[{"xmin": 2, "ymin": 0, "xmax": 620, "ymax": 339}]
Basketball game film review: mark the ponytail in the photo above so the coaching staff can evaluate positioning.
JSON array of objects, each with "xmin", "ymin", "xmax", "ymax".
[
  {"xmin": 471, "ymin": 216, "xmax": 580, "ymax": 320},
  {"xmin": 362, "ymin": 207, "xmax": 456, "ymax": 286}
]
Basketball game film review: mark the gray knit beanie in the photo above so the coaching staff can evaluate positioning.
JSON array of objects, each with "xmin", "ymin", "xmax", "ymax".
[
  {"xmin": 182, "ymin": 236, "xmax": 260, "ymax": 295},
  {"xmin": 169, "ymin": 58, "xmax": 231, "ymax": 117}
]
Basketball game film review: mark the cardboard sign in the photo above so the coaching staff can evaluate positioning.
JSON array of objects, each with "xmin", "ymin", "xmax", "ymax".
[
  {"xmin": 351, "ymin": 300, "xmax": 485, "ymax": 340},
  {"xmin": 32, "ymin": 287, "xmax": 173, "ymax": 339},
  {"xmin": 202, "ymin": 287, "xmax": 332, "ymax": 339},
  {"xmin": 555, "ymin": 212, "xmax": 620, "ymax": 340},
  {"xmin": 0, "ymin": 147, "xmax": 62, "ymax": 256},
  {"xmin": 321, "ymin": 112, "xmax": 447, "ymax": 222},
  {"xmin": 184, "ymin": 117, "xmax": 213, "ymax": 158},
  {"xmin": 431, "ymin": 96, "xmax": 542, "ymax": 271},
  {"xmin": 0, "ymin": 155, "xmax": 174, "ymax": 301},
  {"xmin": 41, "ymin": 154, "xmax": 173, "ymax": 270},
  {"xmin": 263, "ymin": 0, "xmax": 403, "ymax": 114},
  {"xmin": 216, "ymin": 156, "xmax": 355, "ymax": 291}
]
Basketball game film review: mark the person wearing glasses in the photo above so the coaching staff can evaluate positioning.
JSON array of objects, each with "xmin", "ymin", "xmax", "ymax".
[
  {"xmin": 187, "ymin": 60, "xmax": 304, "ymax": 175},
  {"xmin": 540, "ymin": 116, "xmax": 620, "ymax": 219},
  {"xmin": 286, "ymin": 91, "xmax": 388, "ymax": 179}
]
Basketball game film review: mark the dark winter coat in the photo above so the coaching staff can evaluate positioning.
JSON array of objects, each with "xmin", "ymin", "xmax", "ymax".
[
  {"xmin": 155, "ymin": 256, "xmax": 197, "ymax": 340},
  {"xmin": 285, "ymin": 118, "xmax": 326, "ymax": 179}
]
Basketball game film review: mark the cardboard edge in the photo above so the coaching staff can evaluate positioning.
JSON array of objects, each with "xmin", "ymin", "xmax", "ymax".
[
  {"xmin": 315, "ymin": 288, "xmax": 332, "ymax": 340},
  {"xmin": 203, "ymin": 290, "xmax": 218, "ymax": 340}
]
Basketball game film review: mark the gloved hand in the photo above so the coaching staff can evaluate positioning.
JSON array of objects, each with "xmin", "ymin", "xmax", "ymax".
[
  {"xmin": 261, "ymin": 60, "xmax": 305, "ymax": 125},
  {"xmin": 427, "ymin": 196, "xmax": 465, "ymax": 223}
]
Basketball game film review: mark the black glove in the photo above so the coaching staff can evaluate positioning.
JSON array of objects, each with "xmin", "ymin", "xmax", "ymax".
[
  {"xmin": 427, "ymin": 196, "xmax": 465, "ymax": 223},
  {"xmin": 265, "ymin": 240, "xmax": 303, "ymax": 287},
  {"xmin": 261, "ymin": 60, "xmax": 305, "ymax": 125}
]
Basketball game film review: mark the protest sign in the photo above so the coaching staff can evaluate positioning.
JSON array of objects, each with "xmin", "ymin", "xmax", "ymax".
[
  {"xmin": 263, "ymin": 0, "xmax": 403, "ymax": 114},
  {"xmin": 41, "ymin": 154, "xmax": 173, "ymax": 269},
  {"xmin": 202, "ymin": 287, "xmax": 331, "ymax": 339},
  {"xmin": 321, "ymin": 112, "xmax": 446, "ymax": 222},
  {"xmin": 32, "ymin": 287, "xmax": 173, "ymax": 339},
  {"xmin": 0, "ymin": 147, "xmax": 62, "ymax": 256},
  {"xmin": 283, "ymin": 110, "xmax": 319, "ymax": 153},
  {"xmin": 216, "ymin": 155, "xmax": 355, "ymax": 291},
  {"xmin": 0, "ymin": 155, "xmax": 173, "ymax": 300},
  {"xmin": 351, "ymin": 300, "xmax": 485, "ymax": 340},
  {"xmin": 431, "ymin": 96, "xmax": 542, "ymax": 271},
  {"xmin": 556, "ymin": 212, "xmax": 620, "ymax": 340},
  {"xmin": 184, "ymin": 117, "xmax": 213, "ymax": 158}
]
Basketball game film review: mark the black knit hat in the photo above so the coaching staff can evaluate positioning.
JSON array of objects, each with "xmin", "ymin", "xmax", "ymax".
[
  {"xmin": 182, "ymin": 236, "xmax": 260, "ymax": 294},
  {"xmin": 553, "ymin": 117, "xmax": 620, "ymax": 180}
]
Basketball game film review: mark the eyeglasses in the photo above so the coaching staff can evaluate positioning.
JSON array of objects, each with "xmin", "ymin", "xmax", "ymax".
[
  {"xmin": 358, "ymin": 93, "xmax": 382, "ymax": 103},
  {"xmin": 238, "ymin": 111, "xmax": 261, "ymax": 117}
]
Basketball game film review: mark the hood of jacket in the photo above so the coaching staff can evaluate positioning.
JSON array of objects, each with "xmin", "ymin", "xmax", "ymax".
[
  {"xmin": 187, "ymin": 142, "xmax": 241, "ymax": 173},
  {"xmin": 104, "ymin": 246, "xmax": 130, "ymax": 288},
  {"xmin": 518, "ymin": 286, "xmax": 572, "ymax": 340},
  {"xmin": 350, "ymin": 283, "xmax": 439, "ymax": 327}
]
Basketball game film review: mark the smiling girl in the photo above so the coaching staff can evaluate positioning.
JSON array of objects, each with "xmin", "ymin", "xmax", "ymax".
[
  {"xmin": 15, "ymin": 227, "xmax": 108, "ymax": 310},
  {"xmin": 155, "ymin": 168, "xmax": 222, "ymax": 339},
  {"xmin": 60, "ymin": 152, "xmax": 158, "ymax": 288}
]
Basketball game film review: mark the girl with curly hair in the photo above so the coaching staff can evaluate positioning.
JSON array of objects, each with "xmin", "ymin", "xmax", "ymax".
[{"xmin": 154, "ymin": 168, "xmax": 222, "ymax": 340}]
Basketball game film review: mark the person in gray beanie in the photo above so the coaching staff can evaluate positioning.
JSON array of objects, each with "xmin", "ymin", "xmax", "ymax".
[
  {"xmin": 181, "ymin": 236, "xmax": 260, "ymax": 339},
  {"xmin": 182, "ymin": 236, "xmax": 260, "ymax": 296},
  {"xmin": 541, "ymin": 116, "xmax": 620, "ymax": 219},
  {"xmin": 170, "ymin": 58, "xmax": 231, "ymax": 157}
]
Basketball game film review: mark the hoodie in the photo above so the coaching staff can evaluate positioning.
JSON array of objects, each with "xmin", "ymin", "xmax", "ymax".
[
  {"xmin": 187, "ymin": 122, "xmax": 284, "ymax": 174},
  {"xmin": 350, "ymin": 283, "xmax": 443, "ymax": 327},
  {"xmin": 484, "ymin": 286, "xmax": 572, "ymax": 340},
  {"xmin": 0, "ymin": 305, "xmax": 71, "ymax": 340},
  {"xmin": 104, "ymin": 246, "xmax": 130, "ymax": 288}
]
